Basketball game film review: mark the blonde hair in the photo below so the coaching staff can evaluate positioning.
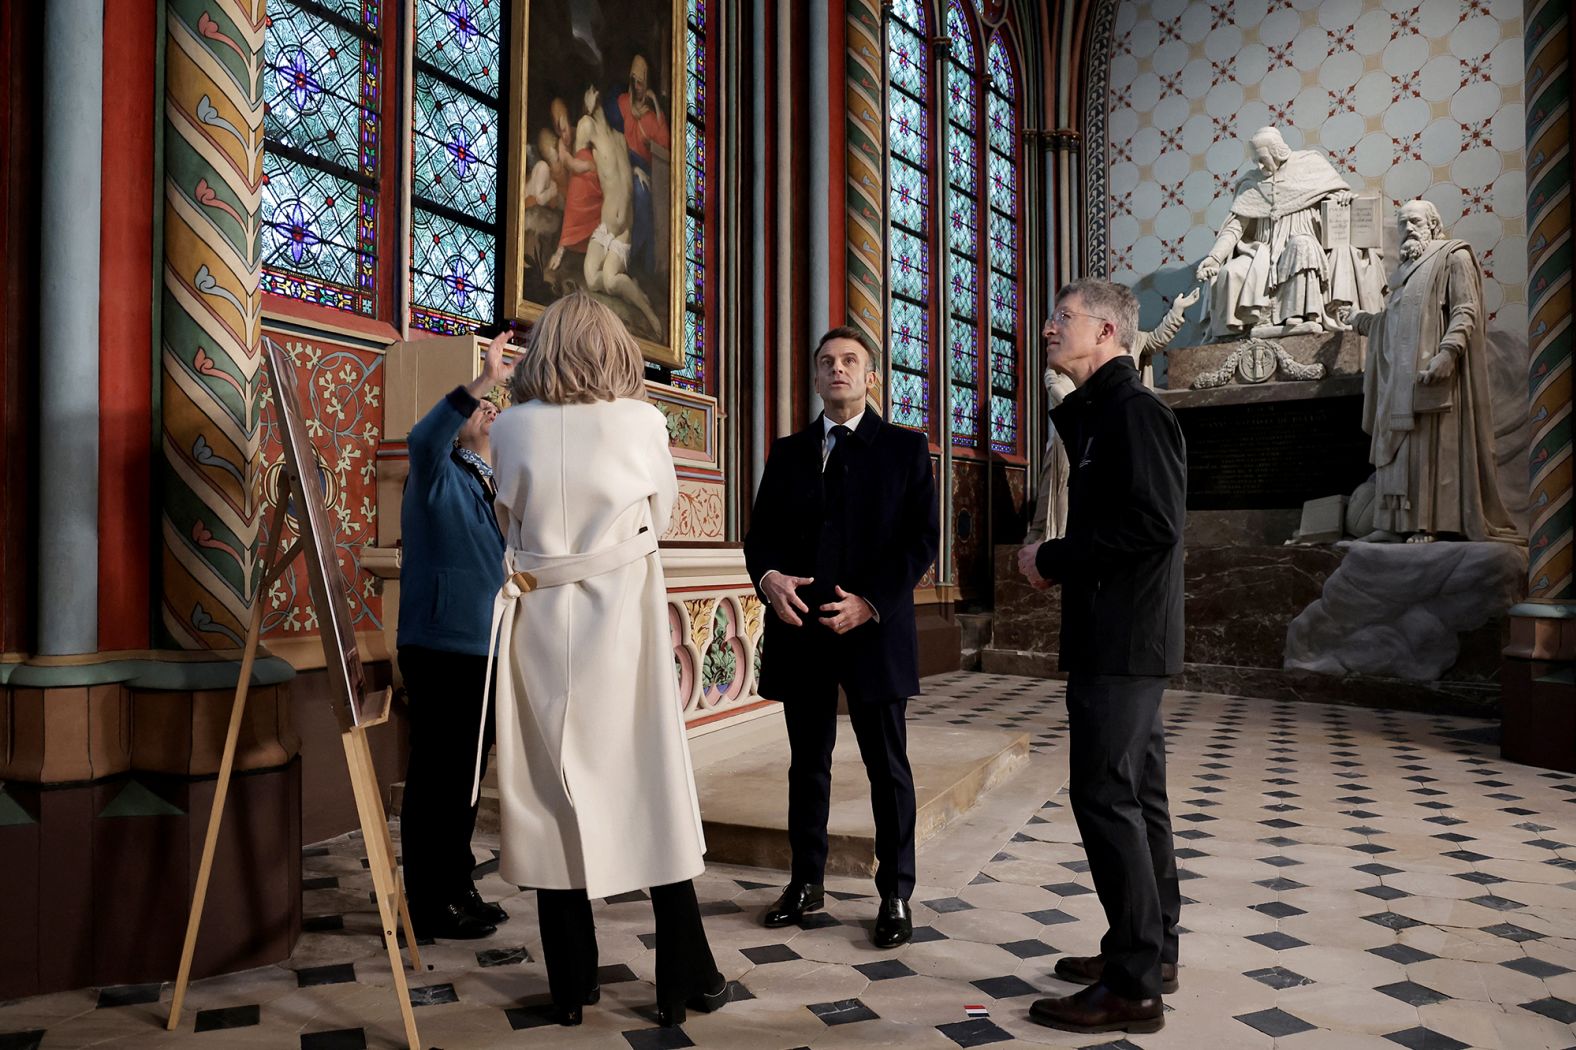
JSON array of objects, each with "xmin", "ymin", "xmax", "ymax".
[{"xmin": 509, "ymin": 291, "xmax": 648, "ymax": 404}]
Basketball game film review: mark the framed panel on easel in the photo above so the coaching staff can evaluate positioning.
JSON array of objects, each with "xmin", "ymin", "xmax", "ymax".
[{"xmin": 168, "ymin": 337, "xmax": 422, "ymax": 1050}]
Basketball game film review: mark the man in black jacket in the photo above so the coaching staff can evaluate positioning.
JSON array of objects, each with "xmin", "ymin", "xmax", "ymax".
[
  {"xmin": 744, "ymin": 326, "xmax": 939, "ymax": 948},
  {"xmin": 1017, "ymin": 280, "xmax": 1185, "ymax": 1035}
]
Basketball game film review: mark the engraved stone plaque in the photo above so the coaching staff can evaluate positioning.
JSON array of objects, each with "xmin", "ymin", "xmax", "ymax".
[{"xmin": 1175, "ymin": 393, "xmax": 1374, "ymax": 511}]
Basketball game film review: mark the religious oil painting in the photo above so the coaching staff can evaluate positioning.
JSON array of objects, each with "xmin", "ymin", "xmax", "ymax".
[{"xmin": 505, "ymin": 0, "xmax": 686, "ymax": 368}]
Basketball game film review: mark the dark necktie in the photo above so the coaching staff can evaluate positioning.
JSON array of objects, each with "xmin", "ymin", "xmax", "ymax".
[
  {"xmin": 822, "ymin": 424, "xmax": 852, "ymax": 512},
  {"xmin": 814, "ymin": 424, "xmax": 853, "ymax": 611}
]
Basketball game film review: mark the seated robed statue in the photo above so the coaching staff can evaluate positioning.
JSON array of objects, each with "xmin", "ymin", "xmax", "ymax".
[{"xmin": 1195, "ymin": 127, "xmax": 1384, "ymax": 340}]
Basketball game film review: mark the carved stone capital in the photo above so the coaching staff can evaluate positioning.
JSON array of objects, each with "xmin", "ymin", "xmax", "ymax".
[{"xmin": 1043, "ymin": 128, "xmax": 1083, "ymax": 152}]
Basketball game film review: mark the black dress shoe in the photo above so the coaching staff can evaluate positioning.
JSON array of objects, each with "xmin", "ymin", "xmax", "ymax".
[
  {"xmin": 657, "ymin": 971, "xmax": 730, "ymax": 1028},
  {"xmin": 552, "ymin": 984, "xmax": 600, "ymax": 1026},
  {"xmin": 1054, "ymin": 954, "xmax": 1179, "ymax": 994},
  {"xmin": 871, "ymin": 897, "xmax": 912, "ymax": 948},
  {"xmin": 461, "ymin": 886, "xmax": 508, "ymax": 925},
  {"xmin": 763, "ymin": 882, "xmax": 824, "ymax": 928},
  {"xmin": 409, "ymin": 902, "xmax": 496, "ymax": 941},
  {"xmin": 1029, "ymin": 982, "xmax": 1163, "ymax": 1034}
]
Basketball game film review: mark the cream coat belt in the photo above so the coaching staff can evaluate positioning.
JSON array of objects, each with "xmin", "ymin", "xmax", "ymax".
[{"xmin": 470, "ymin": 528, "xmax": 659, "ymax": 803}]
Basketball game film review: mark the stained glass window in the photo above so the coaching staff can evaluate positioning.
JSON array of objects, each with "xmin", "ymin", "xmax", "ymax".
[
  {"xmin": 986, "ymin": 35, "xmax": 1021, "ymax": 454},
  {"xmin": 886, "ymin": 5, "xmax": 1024, "ymax": 453},
  {"xmin": 410, "ymin": 0, "xmax": 503, "ymax": 334},
  {"xmin": 945, "ymin": 2, "xmax": 980, "ymax": 447},
  {"xmin": 673, "ymin": 0, "xmax": 710, "ymax": 391},
  {"xmin": 886, "ymin": 0, "xmax": 931, "ymax": 432},
  {"xmin": 261, "ymin": 0, "xmax": 383, "ymax": 316}
]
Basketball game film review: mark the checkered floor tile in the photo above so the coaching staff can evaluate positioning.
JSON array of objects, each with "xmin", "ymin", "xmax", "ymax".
[{"xmin": 3, "ymin": 672, "xmax": 1574, "ymax": 1048}]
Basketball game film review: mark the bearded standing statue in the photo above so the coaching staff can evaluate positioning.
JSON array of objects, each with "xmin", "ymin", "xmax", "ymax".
[
  {"xmin": 1196, "ymin": 127, "xmax": 1384, "ymax": 340},
  {"xmin": 1346, "ymin": 200, "xmax": 1517, "ymax": 543}
]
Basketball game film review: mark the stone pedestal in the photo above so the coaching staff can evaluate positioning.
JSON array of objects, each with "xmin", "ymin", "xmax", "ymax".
[
  {"xmin": 693, "ymin": 719, "xmax": 1029, "ymax": 877},
  {"xmin": 1161, "ymin": 329, "xmax": 1363, "ymax": 390}
]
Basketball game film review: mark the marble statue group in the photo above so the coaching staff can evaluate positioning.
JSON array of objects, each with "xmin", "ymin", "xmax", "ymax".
[{"xmin": 1030, "ymin": 127, "xmax": 1517, "ymax": 549}]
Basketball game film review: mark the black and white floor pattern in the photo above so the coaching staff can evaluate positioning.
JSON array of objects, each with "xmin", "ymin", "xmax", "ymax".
[{"xmin": 3, "ymin": 672, "xmax": 1574, "ymax": 1049}]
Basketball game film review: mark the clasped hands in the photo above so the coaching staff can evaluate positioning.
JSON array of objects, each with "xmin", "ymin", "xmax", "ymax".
[
  {"xmin": 1016, "ymin": 542, "xmax": 1054, "ymax": 591},
  {"xmin": 763, "ymin": 574, "xmax": 872, "ymax": 634}
]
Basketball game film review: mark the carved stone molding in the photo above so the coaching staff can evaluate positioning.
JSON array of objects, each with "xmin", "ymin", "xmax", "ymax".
[{"xmin": 1190, "ymin": 339, "xmax": 1327, "ymax": 389}]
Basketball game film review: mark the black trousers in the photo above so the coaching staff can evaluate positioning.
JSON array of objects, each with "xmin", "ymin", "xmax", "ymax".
[
  {"xmin": 397, "ymin": 645, "xmax": 494, "ymax": 908},
  {"xmin": 1065, "ymin": 672, "xmax": 1180, "ymax": 1000},
  {"xmin": 783, "ymin": 684, "xmax": 917, "ymax": 900},
  {"xmin": 537, "ymin": 882, "xmax": 718, "ymax": 1009}
]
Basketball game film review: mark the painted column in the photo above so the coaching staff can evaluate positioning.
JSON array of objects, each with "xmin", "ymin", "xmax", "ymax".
[
  {"xmin": 159, "ymin": 0, "xmax": 265, "ymax": 648},
  {"xmin": 934, "ymin": 32, "xmax": 955, "ymax": 588},
  {"xmin": 1502, "ymin": 0, "xmax": 1573, "ymax": 772},
  {"xmin": 1520, "ymin": 0, "xmax": 1574, "ymax": 612},
  {"xmin": 808, "ymin": 0, "xmax": 829, "ymax": 422},
  {"xmin": 37, "ymin": 0, "xmax": 104, "ymax": 655},
  {"xmin": 844, "ymin": 1, "xmax": 885, "ymax": 353},
  {"xmin": 775, "ymin": 0, "xmax": 793, "ymax": 436},
  {"xmin": 752, "ymin": 0, "xmax": 769, "ymax": 488}
]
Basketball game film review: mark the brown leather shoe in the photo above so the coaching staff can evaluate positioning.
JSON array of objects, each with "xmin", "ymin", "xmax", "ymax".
[
  {"xmin": 1053, "ymin": 955, "xmax": 1179, "ymax": 994},
  {"xmin": 1029, "ymin": 983, "xmax": 1164, "ymax": 1034}
]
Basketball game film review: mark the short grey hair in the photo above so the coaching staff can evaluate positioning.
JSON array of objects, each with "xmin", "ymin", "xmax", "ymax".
[{"xmin": 1057, "ymin": 279, "xmax": 1139, "ymax": 352}]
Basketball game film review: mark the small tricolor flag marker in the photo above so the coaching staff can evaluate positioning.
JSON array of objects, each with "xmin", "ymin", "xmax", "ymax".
[{"xmin": 964, "ymin": 1005, "xmax": 989, "ymax": 1018}]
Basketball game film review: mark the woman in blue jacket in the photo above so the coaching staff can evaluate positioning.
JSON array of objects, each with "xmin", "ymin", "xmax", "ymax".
[{"xmin": 396, "ymin": 329, "xmax": 512, "ymax": 940}]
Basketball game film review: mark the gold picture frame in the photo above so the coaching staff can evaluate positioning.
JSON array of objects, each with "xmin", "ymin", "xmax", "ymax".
[{"xmin": 503, "ymin": 0, "xmax": 687, "ymax": 369}]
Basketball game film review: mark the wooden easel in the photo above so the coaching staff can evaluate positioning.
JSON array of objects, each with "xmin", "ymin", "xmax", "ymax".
[{"xmin": 167, "ymin": 340, "xmax": 422, "ymax": 1050}]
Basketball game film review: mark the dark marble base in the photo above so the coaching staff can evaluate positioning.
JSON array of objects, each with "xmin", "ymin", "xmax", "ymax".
[
  {"xmin": 989, "ymin": 543, "xmax": 1506, "ymax": 716},
  {"xmin": 976, "ymin": 652, "xmax": 1500, "ymax": 718},
  {"xmin": 1185, "ymin": 509, "xmax": 1304, "ymax": 546},
  {"xmin": 1186, "ymin": 546, "xmax": 1345, "ymax": 668},
  {"xmin": 992, "ymin": 544, "xmax": 1348, "ymax": 669}
]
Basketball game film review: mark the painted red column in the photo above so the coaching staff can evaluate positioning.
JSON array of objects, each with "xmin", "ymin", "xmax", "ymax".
[{"xmin": 97, "ymin": 0, "xmax": 157, "ymax": 652}]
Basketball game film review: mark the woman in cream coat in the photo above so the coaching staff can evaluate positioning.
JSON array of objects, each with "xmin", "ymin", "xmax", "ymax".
[{"xmin": 479, "ymin": 291, "xmax": 727, "ymax": 1028}]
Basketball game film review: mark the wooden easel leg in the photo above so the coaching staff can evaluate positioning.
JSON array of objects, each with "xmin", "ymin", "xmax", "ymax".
[
  {"xmin": 343, "ymin": 725, "xmax": 421, "ymax": 1050},
  {"xmin": 167, "ymin": 504, "xmax": 289, "ymax": 1031},
  {"xmin": 345, "ymin": 696, "xmax": 422, "ymax": 971},
  {"xmin": 393, "ymin": 864, "xmax": 422, "ymax": 972}
]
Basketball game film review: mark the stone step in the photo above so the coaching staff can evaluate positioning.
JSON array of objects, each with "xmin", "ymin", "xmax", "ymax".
[
  {"xmin": 391, "ymin": 717, "xmax": 1030, "ymax": 881},
  {"xmin": 695, "ymin": 718, "xmax": 1030, "ymax": 878}
]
